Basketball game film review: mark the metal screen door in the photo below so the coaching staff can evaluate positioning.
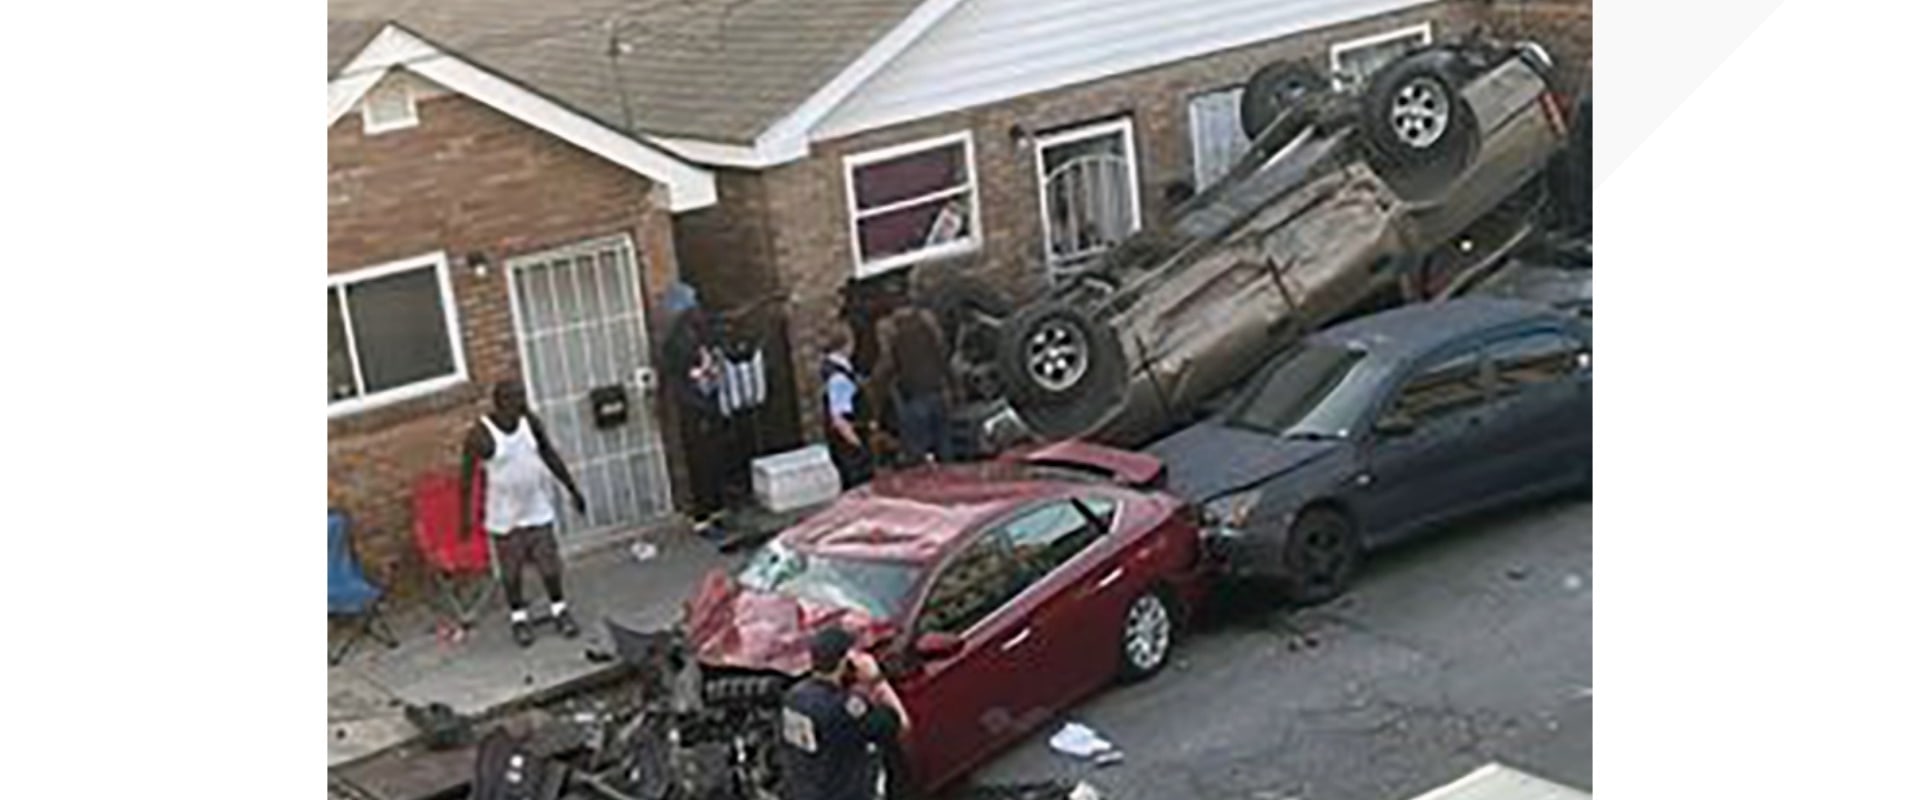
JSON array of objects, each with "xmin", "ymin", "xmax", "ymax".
[{"xmin": 506, "ymin": 235, "xmax": 672, "ymax": 550}]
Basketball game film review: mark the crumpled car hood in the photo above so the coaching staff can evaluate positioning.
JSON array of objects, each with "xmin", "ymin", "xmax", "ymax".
[
  {"xmin": 1148, "ymin": 421, "xmax": 1342, "ymax": 502},
  {"xmin": 682, "ymin": 569, "xmax": 895, "ymax": 676}
]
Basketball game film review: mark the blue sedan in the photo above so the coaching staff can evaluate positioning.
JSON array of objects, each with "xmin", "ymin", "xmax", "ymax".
[{"xmin": 1150, "ymin": 296, "xmax": 1591, "ymax": 603}]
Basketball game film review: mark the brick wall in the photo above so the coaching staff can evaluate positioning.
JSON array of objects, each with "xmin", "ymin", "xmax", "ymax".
[
  {"xmin": 1486, "ymin": 0, "xmax": 1592, "ymax": 94},
  {"xmin": 328, "ymin": 85, "xmax": 685, "ymax": 598},
  {"xmin": 745, "ymin": 0, "xmax": 1484, "ymax": 442}
]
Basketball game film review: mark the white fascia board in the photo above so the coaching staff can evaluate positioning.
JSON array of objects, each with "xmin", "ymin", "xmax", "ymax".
[
  {"xmin": 327, "ymin": 25, "xmax": 717, "ymax": 212},
  {"xmin": 810, "ymin": 0, "xmax": 1432, "ymax": 142},
  {"xmin": 752, "ymin": 0, "xmax": 971, "ymax": 161},
  {"xmin": 652, "ymin": 136, "xmax": 778, "ymax": 169}
]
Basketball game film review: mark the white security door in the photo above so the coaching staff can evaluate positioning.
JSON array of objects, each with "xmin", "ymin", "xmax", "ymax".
[{"xmin": 506, "ymin": 235, "xmax": 672, "ymax": 551}]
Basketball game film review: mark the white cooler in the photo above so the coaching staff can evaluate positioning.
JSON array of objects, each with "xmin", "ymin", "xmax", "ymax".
[{"xmin": 751, "ymin": 444, "xmax": 842, "ymax": 513}]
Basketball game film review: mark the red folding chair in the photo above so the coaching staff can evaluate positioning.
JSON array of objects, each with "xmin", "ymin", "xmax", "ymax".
[{"xmin": 412, "ymin": 471, "xmax": 498, "ymax": 628}]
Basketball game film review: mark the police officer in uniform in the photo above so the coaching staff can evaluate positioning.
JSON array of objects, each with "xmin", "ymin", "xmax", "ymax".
[
  {"xmin": 821, "ymin": 324, "xmax": 875, "ymax": 489},
  {"xmin": 779, "ymin": 627, "xmax": 913, "ymax": 800}
]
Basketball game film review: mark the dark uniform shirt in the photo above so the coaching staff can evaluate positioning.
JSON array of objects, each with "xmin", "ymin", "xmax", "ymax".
[{"xmin": 779, "ymin": 677, "xmax": 901, "ymax": 800}]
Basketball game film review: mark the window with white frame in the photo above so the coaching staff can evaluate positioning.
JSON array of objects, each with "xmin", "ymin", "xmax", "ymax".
[
  {"xmin": 1035, "ymin": 118, "xmax": 1141, "ymax": 277},
  {"xmin": 1188, "ymin": 87, "xmax": 1251, "ymax": 191},
  {"xmin": 844, "ymin": 131, "xmax": 980, "ymax": 277},
  {"xmin": 328, "ymin": 252, "xmax": 466, "ymax": 414},
  {"xmin": 1329, "ymin": 23, "xmax": 1433, "ymax": 90}
]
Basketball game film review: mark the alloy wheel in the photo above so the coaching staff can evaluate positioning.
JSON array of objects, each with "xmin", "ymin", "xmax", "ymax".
[
  {"xmin": 1124, "ymin": 593, "xmax": 1171, "ymax": 673},
  {"xmin": 1390, "ymin": 76, "xmax": 1451, "ymax": 149},
  {"xmin": 1026, "ymin": 320, "xmax": 1089, "ymax": 392}
]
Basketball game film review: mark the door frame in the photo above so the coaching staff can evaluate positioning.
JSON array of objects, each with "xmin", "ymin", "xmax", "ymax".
[{"xmin": 502, "ymin": 232, "xmax": 672, "ymax": 552}]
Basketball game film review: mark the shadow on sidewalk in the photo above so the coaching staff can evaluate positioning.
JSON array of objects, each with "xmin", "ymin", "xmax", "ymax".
[{"xmin": 327, "ymin": 523, "xmax": 744, "ymax": 768}]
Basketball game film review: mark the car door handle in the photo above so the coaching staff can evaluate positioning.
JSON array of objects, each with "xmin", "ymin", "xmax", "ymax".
[
  {"xmin": 1096, "ymin": 566, "xmax": 1126, "ymax": 590},
  {"xmin": 1000, "ymin": 627, "xmax": 1033, "ymax": 652}
]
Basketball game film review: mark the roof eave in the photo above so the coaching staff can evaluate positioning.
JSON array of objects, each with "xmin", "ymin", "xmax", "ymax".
[{"xmin": 327, "ymin": 24, "xmax": 716, "ymax": 212}]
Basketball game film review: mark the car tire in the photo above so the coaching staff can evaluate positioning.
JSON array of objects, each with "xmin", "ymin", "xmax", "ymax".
[
  {"xmin": 1553, "ymin": 93, "xmax": 1592, "ymax": 232},
  {"xmin": 996, "ymin": 302, "xmax": 1127, "ymax": 438},
  {"xmin": 1280, "ymin": 507, "xmax": 1361, "ymax": 606},
  {"xmin": 1240, "ymin": 59, "xmax": 1331, "ymax": 140},
  {"xmin": 1117, "ymin": 586, "xmax": 1175, "ymax": 682},
  {"xmin": 929, "ymin": 277, "xmax": 1014, "ymax": 403},
  {"xmin": 1360, "ymin": 49, "xmax": 1478, "ymax": 188}
]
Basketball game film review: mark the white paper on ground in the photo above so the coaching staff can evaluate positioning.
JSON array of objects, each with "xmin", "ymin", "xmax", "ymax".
[{"xmin": 1048, "ymin": 721, "xmax": 1114, "ymax": 758}]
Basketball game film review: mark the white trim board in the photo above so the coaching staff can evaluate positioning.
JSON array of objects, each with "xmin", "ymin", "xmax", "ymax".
[
  {"xmin": 1329, "ymin": 20, "xmax": 1434, "ymax": 70},
  {"xmin": 327, "ymin": 25, "xmax": 716, "ymax": 212},
  {"xmin": 812, "ymin": 0, "xmax": 1437, "ymax": 143}
]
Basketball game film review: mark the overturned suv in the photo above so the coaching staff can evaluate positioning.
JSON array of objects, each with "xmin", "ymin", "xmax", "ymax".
[{"xmin": 960, "ymin": 36, "xmax": 1571, "ymax": 446}]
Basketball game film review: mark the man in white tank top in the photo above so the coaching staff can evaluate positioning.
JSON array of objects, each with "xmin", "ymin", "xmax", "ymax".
[{"xmin": 460, "ymin": 380, "xmax": 588, "ymax": 647}]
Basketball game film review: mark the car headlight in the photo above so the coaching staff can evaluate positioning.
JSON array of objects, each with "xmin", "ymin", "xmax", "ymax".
[{"xmin": 1201, "ymin": 489, "xmax": 1265, "ymax": 533}]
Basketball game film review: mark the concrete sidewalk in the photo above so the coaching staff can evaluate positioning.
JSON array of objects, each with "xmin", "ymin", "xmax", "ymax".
[{"xmin": 327, "ymin": 523, "xmax": 744, "ymax": 768}]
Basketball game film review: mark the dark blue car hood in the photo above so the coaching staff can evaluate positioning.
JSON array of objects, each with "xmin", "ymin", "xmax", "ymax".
[{"xmin": 1147, "ymin": 421, "xmax": 1342, "ymax": 502}]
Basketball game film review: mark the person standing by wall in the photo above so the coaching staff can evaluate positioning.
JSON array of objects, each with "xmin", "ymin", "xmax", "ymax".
[
  {"xmin": 871, "ymin": 288, "xmax": 953, "ymax": 466},
  {"xmin": 660, "ymin": 282, "xmax": 727, "ymax": 534},
  {"xmin": 459, "ymin": 379, "xmax": 587, "ymax": 648},
  {"xmin": 820, "ymin": 323, "xmax": 873, "ymax": 490}
]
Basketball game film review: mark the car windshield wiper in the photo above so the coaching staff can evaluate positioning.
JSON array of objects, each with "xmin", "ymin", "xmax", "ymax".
[{"xmin": 1282, "ymin": 429, "xmax": 1341, "ymax": 442}]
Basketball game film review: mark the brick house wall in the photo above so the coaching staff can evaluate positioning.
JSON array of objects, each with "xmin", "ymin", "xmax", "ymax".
[
  {"xmin": 1486, "ymin": 0, "xmax": 1592, "ymax": 94},
  {"xmin": 723, "ymin": 0, "xmax": 1485, "ymax": 443},
  {"xmin": 669, "ymin": 169, "xmax": 808, "ymax": 455},
  {"xmin": 328, "ymin": 85, "xmax": 686, "ymax": 598}
]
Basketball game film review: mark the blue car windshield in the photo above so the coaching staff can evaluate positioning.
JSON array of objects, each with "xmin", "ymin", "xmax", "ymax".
[
  {"xmin": 737, "ymin": 541, "xmax": 923, "ymax": 621},
  {"xmin": 1226, "ymin": 343, "xmax": 1372, "ymax": 438}
]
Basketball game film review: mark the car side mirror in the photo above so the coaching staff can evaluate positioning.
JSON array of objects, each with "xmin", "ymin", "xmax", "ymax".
[
  {"xmin": 913, "ymin": 632, "xmax": 964, "ymax": 661},
  {"xmin": 1374, "ymin": 415, "xmax": 1416, "ymax": 438}
]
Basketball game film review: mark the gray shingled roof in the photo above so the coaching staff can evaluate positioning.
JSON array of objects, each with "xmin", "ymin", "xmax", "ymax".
[
  {"xmin": 328, "ymin": 0, "xmax": 925, "ymax": 144},
  {"xmin": 329, "ymin": 19, "xmax": 386, "ymax": 77}
]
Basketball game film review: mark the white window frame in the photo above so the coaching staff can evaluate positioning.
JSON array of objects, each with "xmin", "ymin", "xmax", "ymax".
[
  {"xmin": 361, "ymin": 76, "xmax": 419, "ymax": 135},
  {"xmin": 842, "ymin": 130, "xmax": 982, "ymax": 278},
  {"xmin": 1186, "ymin": 86, "xmax": 1249, "ymax": 190},
  {"xmin": 328, "ymin": 251, "xmax": 468, "ymax": 417},
  {"xmin": 1328, "ymin": 22, "xmax": 1434, "ymax": 88},
  {"xmin": 1033, "ymin": 117, "xmax": 1143, "ymax": 271}
]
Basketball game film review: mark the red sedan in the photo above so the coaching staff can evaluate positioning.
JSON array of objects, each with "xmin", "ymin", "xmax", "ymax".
[{"xmin": 682, "ymin": 441, "xmax": 1212, "ymax": 794}]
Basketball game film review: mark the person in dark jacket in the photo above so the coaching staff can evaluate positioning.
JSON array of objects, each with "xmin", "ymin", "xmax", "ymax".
[
  {"xmin": 660, "ymin": 283, "xmax": 727, "ymax": 530},
  {"xmin": 779, "ymin": 627, "xmax": 912, "ymax": 800},
  {"xmin": 871, "ymin": 291, "xmax": 952, "ymax": 465}
]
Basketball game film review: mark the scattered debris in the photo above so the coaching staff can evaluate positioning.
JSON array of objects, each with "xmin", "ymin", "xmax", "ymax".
[
  {"xmin": 1505, "ymin": 567, "xmax": 1530, "ymax": 581},
  {"xmin": 1094, "ymin": 749, "xmax": 1126, "ymax": 768},
  {"xmin": 584, "ymin": 646, "xmax": 615, "ymax": 664},
  {"xmin": 958, "ymin": 779, "xmax": 1091, "ymax": 800},
  {"xmin": 630, "ymin": 540, "xmax": 660, "ymax": 563},
  {"xmin": 1562, "ymin": 574, "xmax": 1583, "ymax": 591},
  {"xmin": 1049, "ymin": 721, "xmax": 1118, "ymax": 760},
  {"xmin": 404, "ymin": 702, "xmax": 475, "ymax": 751}
]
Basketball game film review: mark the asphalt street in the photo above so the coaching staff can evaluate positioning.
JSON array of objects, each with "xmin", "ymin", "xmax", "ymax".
[{"xmin": 965, "ymin": 495, "xmax": 1593, "ymax": 800}]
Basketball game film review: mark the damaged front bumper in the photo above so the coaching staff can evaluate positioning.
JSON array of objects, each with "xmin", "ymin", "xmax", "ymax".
[{"xmin": 570, "ymin": 623, "xmax": 792, "ymax": 800}]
